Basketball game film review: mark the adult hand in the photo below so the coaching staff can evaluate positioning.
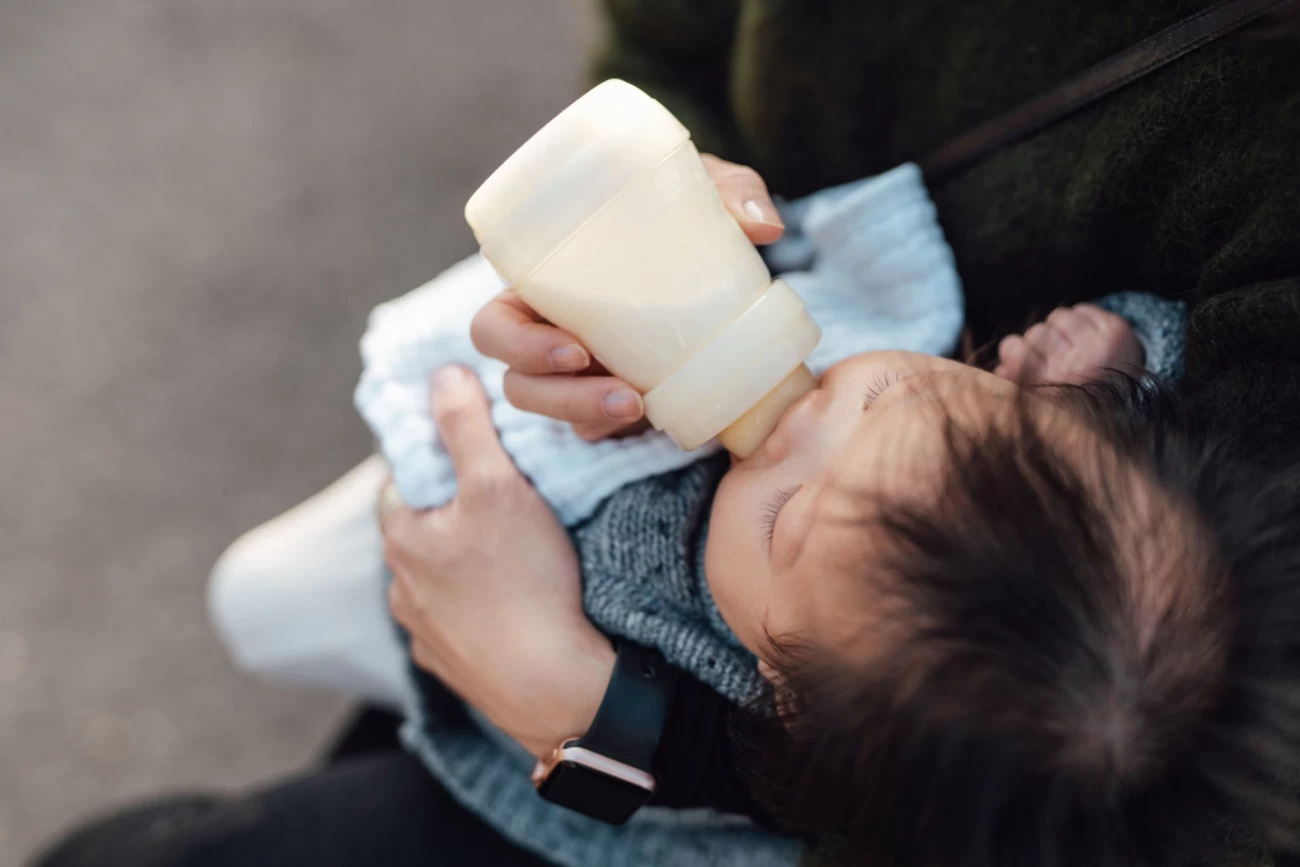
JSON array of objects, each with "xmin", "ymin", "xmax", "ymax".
[
  {"xmin": 471, "ymin": 155, "xmax": 784, "ymax": 442},
  {"xmin": 383, "ymin": 366, "xmax": 615, "ymax": 758}
]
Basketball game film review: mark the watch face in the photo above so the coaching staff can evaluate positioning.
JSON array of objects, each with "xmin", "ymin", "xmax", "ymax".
[{"xmin": 536, "ymin": 761, "xmax": 654, "ymax": 825}]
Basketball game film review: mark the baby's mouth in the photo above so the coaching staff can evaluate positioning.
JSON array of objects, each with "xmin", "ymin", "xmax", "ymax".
[{"xmin": 739, "ymin": 385, "xmax": 828, "ymax": 466}]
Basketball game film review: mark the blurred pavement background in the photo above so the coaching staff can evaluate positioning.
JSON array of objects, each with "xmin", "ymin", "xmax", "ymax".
[{"xmin": 0, "ymin": 1, "xmax": 586, "ymax": 861}]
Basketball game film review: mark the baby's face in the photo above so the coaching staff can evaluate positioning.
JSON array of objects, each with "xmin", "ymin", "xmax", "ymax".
[{"xmin": 707, "ymin": 351, "xmax": 1025, "ymax": 665}]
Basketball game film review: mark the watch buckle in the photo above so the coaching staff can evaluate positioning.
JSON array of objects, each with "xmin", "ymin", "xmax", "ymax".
[{"xmin": 531, "ymin": 740, "xmax": 656, "ymax": 793}]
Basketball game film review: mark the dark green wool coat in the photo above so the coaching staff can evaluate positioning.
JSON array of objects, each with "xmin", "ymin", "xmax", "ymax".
[{"xmin": 593, "ymin": 0, "xmax": 1300, "ymax": 472}]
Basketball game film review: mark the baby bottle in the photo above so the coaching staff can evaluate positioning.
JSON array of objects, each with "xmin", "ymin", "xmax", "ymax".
[{"xmin": 464, "ymin": 80, "xmax": 821, "ymax": 457}]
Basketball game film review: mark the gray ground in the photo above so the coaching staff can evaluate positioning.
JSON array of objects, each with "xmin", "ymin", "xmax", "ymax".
[{"xmin": 0, "ymin": 2, "xmax": 585, "ymax": 862}]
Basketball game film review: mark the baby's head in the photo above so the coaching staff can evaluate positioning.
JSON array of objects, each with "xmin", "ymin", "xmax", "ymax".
[{"xmin": 706, "ymin": 351, "xmax": 1300, "ymax": 865}]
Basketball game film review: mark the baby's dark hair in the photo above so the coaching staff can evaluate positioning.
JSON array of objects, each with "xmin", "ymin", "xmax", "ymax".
[{"xmin": 751, "ymin": 376, "xmax": 1300, "ymax": 867}]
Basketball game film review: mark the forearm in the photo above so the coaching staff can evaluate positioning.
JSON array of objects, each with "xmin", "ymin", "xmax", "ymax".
[{"xmin": 515, "ymin": 629, "xmax": 617, "ymax": 760}]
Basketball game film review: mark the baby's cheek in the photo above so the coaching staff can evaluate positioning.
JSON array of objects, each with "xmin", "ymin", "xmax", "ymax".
[{"xmin": 703, "ymin": 502, "xmax": 763, "ymax": 641}]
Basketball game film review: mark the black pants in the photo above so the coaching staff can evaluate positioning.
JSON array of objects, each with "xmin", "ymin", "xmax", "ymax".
[{"xmin": 34, "ymin": 753, "xmax": 551, "ymax": 867}]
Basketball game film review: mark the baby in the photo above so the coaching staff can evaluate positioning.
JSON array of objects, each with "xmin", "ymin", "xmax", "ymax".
[{"xmin": 725, "ymin": 345, "xmax": 1300, "ymax": 867}]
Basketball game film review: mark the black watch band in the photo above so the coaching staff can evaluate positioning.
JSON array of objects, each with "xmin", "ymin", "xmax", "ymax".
[
  {"xmin": 533, "ymin": 640, "xmax": 676, "ymax": 824},
  {"xmin": 575, "ymin": 640, "xmax": 675, "ymax": 771}
]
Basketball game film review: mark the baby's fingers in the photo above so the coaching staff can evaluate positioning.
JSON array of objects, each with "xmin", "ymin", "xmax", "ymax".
[
  {"xmin": 1074, "ymin": 304, "xmax": 1146, "ymax": 372},
  {"xmin": 1072, "ymin": 303, "xmax": 1128, "ymax": 338},
  {"xmin": 995, "ymin": 334, "xmax": 1032, "ymax": 380},
  {"xmin": 1024, "ymin": 321, "xmax": 1072, "ymax": 359},
  {"xmin": 1046, "ymin": 306, "xmax": 1092, "ymax": 339}
]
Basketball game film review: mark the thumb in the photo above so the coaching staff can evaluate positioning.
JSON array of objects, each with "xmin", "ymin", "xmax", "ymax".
[{"xmin": 701, "ymin": 154, "xmax": 785, "ymax": 245}]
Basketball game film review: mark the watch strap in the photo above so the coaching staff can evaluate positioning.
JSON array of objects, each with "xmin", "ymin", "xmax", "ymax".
[{"xmin": 573, "ymin": 640, "xmax": 675, "ymax": 772}]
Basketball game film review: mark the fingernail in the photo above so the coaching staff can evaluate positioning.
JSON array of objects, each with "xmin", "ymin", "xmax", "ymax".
[
  {"xmin": 433, "ymin": 366, "xmax": 468, "ymax": 392},
  {"xmin": 743, "ymin": 199, "xmax": 784, "ymax": 228},
  {"xmin": 602, "ymin": 388, "xmax": 643, "ymax": 420},
  {"xmin": 548, "ymin": 344, "xmax": 590, "ymax": 372}
]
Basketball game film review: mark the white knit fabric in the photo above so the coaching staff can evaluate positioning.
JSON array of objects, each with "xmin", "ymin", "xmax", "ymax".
[{"xmin": 355, "ymin": 162, "xmax": 963, "ymax": 522}]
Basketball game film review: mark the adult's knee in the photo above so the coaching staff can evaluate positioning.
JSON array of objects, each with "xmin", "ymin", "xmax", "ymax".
[
  {"xmin": 207, "ymin": 525, "xmax": 289, "ymax": 672},
  {"xmin": 203, "ymin": 456, "xmax": 403, "ymax": 702}
]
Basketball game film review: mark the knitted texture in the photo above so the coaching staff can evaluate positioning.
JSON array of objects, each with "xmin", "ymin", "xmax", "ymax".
[
  {"xmin": 1095, "ymin": 291, "xmax": 1188, "ymax": 382},
  {"xmin": 572, "ymin": 454, "xmax": 767, "ymax": 703}
]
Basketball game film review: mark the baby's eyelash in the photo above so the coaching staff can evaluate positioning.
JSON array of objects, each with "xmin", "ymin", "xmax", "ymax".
[
  {"xmin": 862, "ymin": 371, "xmax": 903, "ymax": 408},
  {"xmin": 761, "ymin": 487, "xmax": 799, "ymax": 550}
]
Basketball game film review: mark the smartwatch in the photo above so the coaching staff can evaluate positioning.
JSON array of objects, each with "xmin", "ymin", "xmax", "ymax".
[{"xmin": 531, "ymin": 640, "xmax": 676, "ymax": 824}]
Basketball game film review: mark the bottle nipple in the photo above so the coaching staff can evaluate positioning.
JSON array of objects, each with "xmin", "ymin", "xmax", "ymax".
[{"xmin": 717, "ymin": 364, "xmax": 818, "ymax": 458}]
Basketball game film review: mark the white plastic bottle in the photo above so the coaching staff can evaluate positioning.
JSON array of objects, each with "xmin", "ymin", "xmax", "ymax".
[{"xmin": 465, "ymin": 80, "xmax": 821, "ymax": 457}]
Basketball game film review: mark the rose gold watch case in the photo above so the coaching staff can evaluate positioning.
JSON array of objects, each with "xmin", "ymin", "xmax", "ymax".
[{"xmin": 531, "ymin": 739, "xmax": 657, "ymax": 793}]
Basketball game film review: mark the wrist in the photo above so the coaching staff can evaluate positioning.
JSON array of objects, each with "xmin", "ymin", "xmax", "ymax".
[
  {"xmin": 522, "ymin": 630, "xmax": 617, "ymax": 758},
  {"xmin": 530, "ymin": 639, "xmax": 675, "ymax": 824}
]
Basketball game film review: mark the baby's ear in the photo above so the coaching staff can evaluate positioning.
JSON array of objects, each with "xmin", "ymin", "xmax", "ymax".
[{"xmin": 757, "ymin": 658, "xmax": 798, "ymax": 718}]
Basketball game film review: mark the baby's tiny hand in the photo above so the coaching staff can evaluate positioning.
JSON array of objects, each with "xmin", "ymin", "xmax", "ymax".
[{"xmin": 995, "ymin": 304, "xmax": 1145, "ymax": 385}]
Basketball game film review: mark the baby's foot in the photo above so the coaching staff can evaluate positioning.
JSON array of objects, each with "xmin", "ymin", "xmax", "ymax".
[{"xmin": 994, "ymin": 304, "xmax": 1145, "ymax": 385}]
